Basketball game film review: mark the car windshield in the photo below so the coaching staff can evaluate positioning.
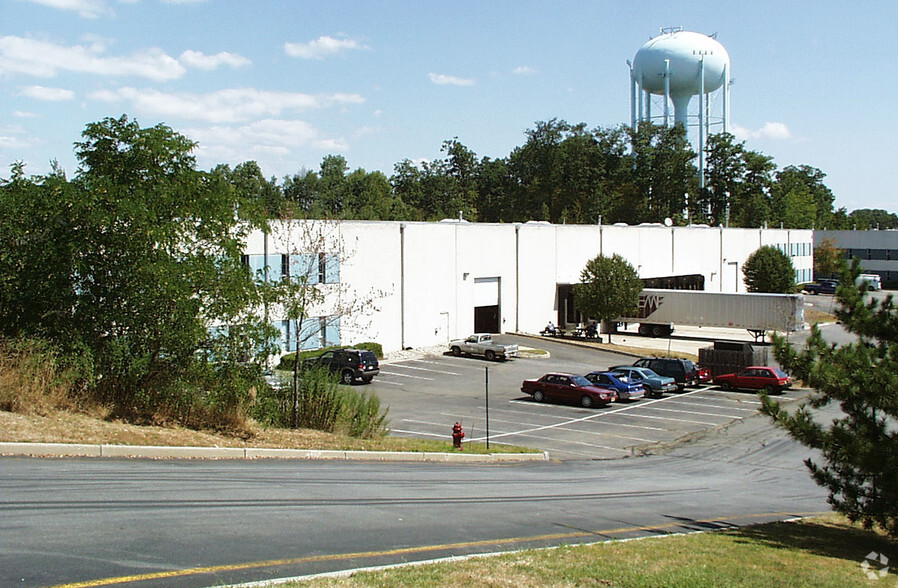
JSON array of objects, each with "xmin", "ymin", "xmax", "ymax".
[
  {"xmin": 571, "ymin": 375, "xmax": 594, "ymax": 387},
  {"xmin": 772, "ymin": 368, "xmax": 789, "ymax": 378}
]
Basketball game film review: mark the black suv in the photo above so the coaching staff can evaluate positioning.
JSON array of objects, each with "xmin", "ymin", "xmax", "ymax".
[
  {"xmin": 303, "ymin": 349, "xmax": 380, "ymax": 384},
  {"xmin": 632, "ymin": 357, "xmax": 711, "ymax": 390}
]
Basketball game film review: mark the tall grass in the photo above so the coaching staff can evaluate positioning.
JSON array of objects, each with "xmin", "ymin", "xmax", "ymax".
[
  {"xmin": 0, "ymin": 338, "xmax": 83, "ymax": 414},
  {"xmin": 253, "ymin": 367, "xmax": 389, "ymax": 438}
]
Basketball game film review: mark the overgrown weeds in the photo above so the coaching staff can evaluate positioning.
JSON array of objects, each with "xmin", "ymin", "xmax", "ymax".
[
  {"xmin": 0, "ymin": 338, "xmax": 86, "ymax": 414},
  {"xmin": 253, "ymin": 367, "xmax": 389, "ymax": 438}
]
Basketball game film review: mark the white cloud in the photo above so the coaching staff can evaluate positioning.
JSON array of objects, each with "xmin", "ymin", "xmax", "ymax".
[
  {"xmin": 513, "ymin": 65, "xmax": 537, "ymax": 75},
  {"xmin": 179, "ymin": 50, "xmax": 251, "ymax": 70},
  {"xmin": 284, "ymin": 36, "xmax": 368, "ymax": 60},
  {"xmin": 0, "ymin": 36, "xmax": 185, "ymax": 80},
  {"xmin": 23, "ymin": 0, "xmax": 112, "ymax": 19},
  {"xmin": 731, "ymin": 121, "xmax": 792, "ymax": 141},
  {"xmin": 89, "ymin": 86, "xmax": 365, "ymax": 123},
  {"xmin": 428, "ymin": 73, "xmax": 474, "ymax": 86},
  {"xmin": 185, "ymin": 119, "xmax": 349, "ymax": 166},
  {"xmin": 0, "ymin": 124, "xmax": 42, "ymax": 150},
  {"xmin": 19, "ymin": 85, "xmax": 75, "ymax": 101}
]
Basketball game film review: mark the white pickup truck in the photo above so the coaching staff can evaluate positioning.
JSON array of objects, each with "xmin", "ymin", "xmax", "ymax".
[{"xmin": 449, "ymin": 333, "xmax": 518, "ymax": 361}]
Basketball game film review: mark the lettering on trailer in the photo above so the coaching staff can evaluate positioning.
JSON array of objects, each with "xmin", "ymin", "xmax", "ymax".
[{"xmin": 637, "ymin": 293, "xmax": 664, "ymax": 319}]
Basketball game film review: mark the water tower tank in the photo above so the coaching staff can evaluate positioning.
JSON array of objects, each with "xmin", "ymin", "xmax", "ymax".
[{"xmin": 632, "ymin": 29, "xmax": 730, "ymax": 126}]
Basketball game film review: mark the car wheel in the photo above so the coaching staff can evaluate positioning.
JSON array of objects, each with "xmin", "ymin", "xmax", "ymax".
[
  {"xmin": 645, "ymin": 385, "xmax": 660, "ymax": 399},
  {"xmin": 341, "ymin": 370, "xmax": 354, "ymax": 385},
  {"xmin": 580, "ymin": 395, "xmax": 594, "ymax": 408},
  {"xmin": 763, "ymin": 384, "xmax": 778, "ymax": 395},
  {"xmin": 362, "ymin": 376, "xmax": 373, "ymax": 384},
  {"xmin": 651, "ymin": 325, "xmax": 665, "ymax": 337},
  {"xmin": 532, "ymin": 390, "xmax": 545, "ymax": 402},
  {"xmin": 721, "ymin": 382, "xmax": 733, "ymax": 391},
  {"xmin": 451, "ymin": 346, "xmax": 461, "ymax": 356},
  {"xmin": 484, "ymin": 350, "xmax": 496, "ymax": 361},
  {"xmin": 638, "ymin": 325, "xmax": 649, "ymax": 336}
]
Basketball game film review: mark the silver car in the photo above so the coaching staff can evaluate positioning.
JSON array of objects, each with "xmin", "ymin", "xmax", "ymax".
[{"xmin": 609, "ymin": 365, "xmax": 677, "ymax": 398}]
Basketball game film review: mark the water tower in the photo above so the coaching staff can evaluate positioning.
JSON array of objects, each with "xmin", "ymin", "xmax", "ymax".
[{"xmin": 628, "ymin": 27, "xmax": 731, "ymax": 190}]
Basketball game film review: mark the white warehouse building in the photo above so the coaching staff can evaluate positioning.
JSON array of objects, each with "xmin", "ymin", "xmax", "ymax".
[{"xmin": 244, "ymin": 220, "xmax": 813, "ymax": 355}]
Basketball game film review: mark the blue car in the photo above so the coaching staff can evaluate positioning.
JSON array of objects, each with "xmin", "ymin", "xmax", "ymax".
[
  {"xmin": 609, "ymin": 365, "xmax": 678, "ymax": 398},
  {"xmin": 584, "ymin": 370, "xmax": 644, "ymax": 401}
]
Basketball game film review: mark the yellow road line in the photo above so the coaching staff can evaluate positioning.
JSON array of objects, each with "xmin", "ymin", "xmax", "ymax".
[{"xmin": 54, "ymin": 510, "xmax": 829, "ymax": 587}]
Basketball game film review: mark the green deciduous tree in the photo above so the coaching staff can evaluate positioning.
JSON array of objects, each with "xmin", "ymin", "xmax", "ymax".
[
  {"xmin": 742, "ymin": 245, "xmax": 796, "ymax": 293},
  {"xmin": 574, "ymin": 254, "xmax": 642, "ymax": 342},
  {"xmin": 0, "ymin": 115, "xmax": 268, "ymax": 425},
  {"xmin": 814, "ymin": 238, "xmax": 843, "ymax": 280},
  {"xmin": 762, "ymin": 260, "xmax": 898, "ymax": 537}
]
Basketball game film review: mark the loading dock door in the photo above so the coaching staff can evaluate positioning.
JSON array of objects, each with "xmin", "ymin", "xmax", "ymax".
[{"xmin": 473, "ymin": 277, "xmax": 500, "ymax": 333}]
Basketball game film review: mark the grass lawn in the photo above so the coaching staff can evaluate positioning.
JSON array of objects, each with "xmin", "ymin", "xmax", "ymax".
[
  {"xmin": 288, "ymin": 515, "xmax": 896, "ymax": 587},
  {"xmin": 0, "ymin": 409, "xmax": 538, "ymax": 454}
]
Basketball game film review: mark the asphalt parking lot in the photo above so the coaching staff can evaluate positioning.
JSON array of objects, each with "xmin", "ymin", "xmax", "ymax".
[{"xmin": 369, "ymin": 334, "xmax": 784, "ymax": 460}]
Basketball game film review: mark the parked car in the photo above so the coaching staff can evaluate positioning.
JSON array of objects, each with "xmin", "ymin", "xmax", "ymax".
[
  {"xmin": 449, "ymin": 333, "xmax": 518, "ymax": 361},
  {"xmin": 608, "ymin": 365, "xmax": 678, "ymax": 398},
  {"xmin": 714, "ymin": 366, "xmax": 792, "ymax": 394},
  {"xmin": 804, "ymin": 279, "xmax": 838, "ymax": 295},
  {"xmin": 521, "ymin": 373, "xmax": 616, "ymax": 408},
  {"xmin": 632, "ymin": 357, "xmax": 711, "ymax": 390},
  {"xmin": 584, "ymin": 370, "xmax": 644, "ymax": 401},
  {"xmin": 302, "ymin": 348, "xmax": 380, "ymax": 384}
]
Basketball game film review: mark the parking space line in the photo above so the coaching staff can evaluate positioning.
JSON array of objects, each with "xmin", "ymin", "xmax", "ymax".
[
  {"xmin": 600, "ymin": 412, "xmax": 718, "ymax": 426},
  {"xmin": 498, "ymin": 403, "xmax": 668, "ymax": 432},
  {"xmin": 663, "ymin": 399, "xmax": 758, "ymax": 412},
  {"xmin": 475, "ymin": 388, "xmax": 709, "ymax": 441},
  {"xmin": 457, "ymin": 415, "xmax": 656, "ymax": 443},
  {"xmin": 387, "ymin": 363, "xmax": 461, "ymax": 376},
  {"xmin": 637, "ymin": 406, "xmax": 745, "ymax": 420},
  {"xmin": 377, "ymin": 370, "xmax": 434, "ymax": 380},
  {"xmin": 702, "ymin": 389, "xmax": 769, "ymax": 400}
]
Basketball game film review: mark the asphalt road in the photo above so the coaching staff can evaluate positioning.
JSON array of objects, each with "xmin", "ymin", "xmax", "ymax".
[
  {"xmin": 371, "ymin": 334, "xmax": 785, "ymax": 460},
  {"xmin": 0, "ymin": 407, "xmax": 830, "ymax": 588}
]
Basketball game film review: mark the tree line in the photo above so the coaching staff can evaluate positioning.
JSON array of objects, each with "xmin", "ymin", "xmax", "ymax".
[{"xmin": 229, "ymin": 118, "xmax": 895, "ymax": 229}]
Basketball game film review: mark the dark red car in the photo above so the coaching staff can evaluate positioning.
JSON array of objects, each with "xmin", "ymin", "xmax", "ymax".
[
  {"xmin": 714, "ymin": 366, "xmax": 792, "ymax": 394},
  {"xmin": 521, "ymin": 373, "xmax": 617, "ymax": 408}
]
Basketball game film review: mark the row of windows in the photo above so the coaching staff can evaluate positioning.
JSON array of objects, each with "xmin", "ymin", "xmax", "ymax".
[
  {"xmin": 843, "ymin": 248, "xmax": 898, "ymax": 262},
  {"xmin": 772, "ymin": 242, "xmax": 813, "ymax": 257},
  {"xmin": 276, "ymin": 317, "xmax": 340, "ymax": 353},
  {"xmin": 240, "ymin": 253, "xmax": 340, "ymax": 284}
]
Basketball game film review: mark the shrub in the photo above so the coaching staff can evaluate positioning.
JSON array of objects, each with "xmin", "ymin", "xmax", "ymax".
[
  {"xmin": 251, "ymin": 366, "xmax": 389, "ymax": 438},
  {"xmin": 276, "ymin": 342, "xmax": 383, "ymax": 371}
]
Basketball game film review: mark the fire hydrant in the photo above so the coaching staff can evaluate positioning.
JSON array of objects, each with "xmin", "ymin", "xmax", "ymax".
[{"xmin": 452, "ymin": 421, "xmax": 465, "ymax": 450}]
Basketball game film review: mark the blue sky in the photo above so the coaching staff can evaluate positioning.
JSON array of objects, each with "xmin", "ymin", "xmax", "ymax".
[{"xmin": 3, "ymin": 0, "xmax": 896, "ymax": 213}]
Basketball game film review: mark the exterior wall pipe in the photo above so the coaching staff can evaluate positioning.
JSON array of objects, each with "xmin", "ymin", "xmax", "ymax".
[
  {"xmin": 514, "ymin": 223, "xmax": 521, "ymax": 332},
  {"xmin": 399, "ymin": 223, "xmax": 406, "ymax": 349}
]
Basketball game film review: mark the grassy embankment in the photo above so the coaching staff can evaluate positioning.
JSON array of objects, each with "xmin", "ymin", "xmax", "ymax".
[{"xmin": 287, "ymin": 515, "xmax": 895, "ymax": 587}]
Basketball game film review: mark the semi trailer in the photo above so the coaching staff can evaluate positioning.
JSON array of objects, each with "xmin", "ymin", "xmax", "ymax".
[{"xmin": 614, "ymin": 289, "xmax": 805, "ymax": 341}]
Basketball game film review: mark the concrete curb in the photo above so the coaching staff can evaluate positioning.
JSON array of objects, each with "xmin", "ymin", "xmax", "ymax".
[
  {"xmin": 0, "ymin": 442, "xmax": 550, "ymax": 463},
  {"xmin": 515, "ymin": 332, "xmax": 642, "ymax": 358}
]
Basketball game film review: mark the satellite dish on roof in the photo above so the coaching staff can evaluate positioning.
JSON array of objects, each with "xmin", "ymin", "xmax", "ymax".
[{"xmin": 664, "ymin": 217, "xmax": 673, "ymax": 227}]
